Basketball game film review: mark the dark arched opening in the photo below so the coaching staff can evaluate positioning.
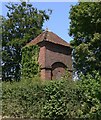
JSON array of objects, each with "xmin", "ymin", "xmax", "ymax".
[{"xmin": 51, "ymin": 62, "xmax": 67, "ymax": 80}]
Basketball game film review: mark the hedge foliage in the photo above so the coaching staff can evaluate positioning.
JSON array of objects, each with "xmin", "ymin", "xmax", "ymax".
[
  {"xmin": 21, "ymin": 45, "xmax": 40, "ymax": 79},
  {"xmin": 2, "ymin": 72, "xmax": 101, "ymax": 119}
]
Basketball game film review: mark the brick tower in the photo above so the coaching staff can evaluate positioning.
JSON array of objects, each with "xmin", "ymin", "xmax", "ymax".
[{"xmin": 27, "ymin": 29, "xmax": 72, "ymax": 80}]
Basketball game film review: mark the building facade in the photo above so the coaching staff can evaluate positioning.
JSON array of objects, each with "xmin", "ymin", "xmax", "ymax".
[{"xmin": 27, "ymin": 30, "xmax": 72, "ymax": 80}]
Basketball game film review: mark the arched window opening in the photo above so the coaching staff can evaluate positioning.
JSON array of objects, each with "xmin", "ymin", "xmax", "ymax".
[{"xmin": 51, "ymin": 62, "xmax": 67, "ymax": 80}]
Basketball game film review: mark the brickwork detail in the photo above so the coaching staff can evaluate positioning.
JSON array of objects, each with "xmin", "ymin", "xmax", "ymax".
[
  {"xmin": 38, "ymin": 41, "xmax": 72, "ymax": 80},
  {"xmin": 27, "ymin": 31, "xmax": 72, "ymax": 80}
]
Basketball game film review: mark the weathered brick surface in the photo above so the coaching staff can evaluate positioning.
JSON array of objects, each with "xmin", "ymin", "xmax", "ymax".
[
  {"xmin": 38, "ymin": 45, "xmax": 46, "ymax": 68},
  {"xmin": 52, "ymin": 65, "xmax": 66, "ymax": 80},
  {"xmin": 27, "ymin": 31, "xmax": 72, "ymax": 80},
  {"xmin": 38, "ymin": 41, "xmax": 72, "ymax": 80},
  {"xmin": 45, "ymin": 42, "xmax": 72, "ymax": 70}
]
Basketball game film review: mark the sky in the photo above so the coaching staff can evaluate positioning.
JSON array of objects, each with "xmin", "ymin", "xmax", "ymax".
[{"xmin": 0, "ymin": 1, "xmax": 77, "ymax": 43}]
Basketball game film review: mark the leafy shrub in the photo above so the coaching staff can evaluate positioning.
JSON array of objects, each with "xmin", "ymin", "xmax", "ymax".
[
  {"xmin": 41, "ymin": 80, "xmax": 78, "ymax": 119},
  {"xmin": 2, "ymin": 72, "xmax": 101, "ymax": 119},
  {"xmin": 76, "ymin": 71, "xmax": 101, "ymax": 119},
  {"xmin": 21, "ymin": 45, "xmax": 40, "ymax": 79},
  {"xmin": 2, "ymin": 79, "xmax": 78, "ymax": 119},
  {"xmin": 2, "ymin": 77, "xmax": 44, "ymax": 118}
]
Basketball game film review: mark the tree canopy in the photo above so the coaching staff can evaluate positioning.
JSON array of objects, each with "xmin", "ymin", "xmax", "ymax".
[
  {"xmin": 69, "ymin": 2, "xmax": 101, "ymax": 76},
  {"xmin": 2, "ymin": 2, "xmax": 51, "ymax": 81}
]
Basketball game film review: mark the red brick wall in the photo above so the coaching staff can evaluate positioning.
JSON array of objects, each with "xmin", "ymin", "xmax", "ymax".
[
  {"xmin": 38, "ymin": 41, "xmax": 72, "ymax": 80},
  {"xmin": 40, "ymin": 68, "xmax": 51, "ymax": 80},
  {"xmin": 45, "ymin": 42, "xmax": 72, "ymax": 71},
  {"xmin": 52, "ymin": 62, "xmax": 66, "ymax": 79},
  {"xmin": 38, "ymin": 44, "xmax": 46, "ymax": 68}
]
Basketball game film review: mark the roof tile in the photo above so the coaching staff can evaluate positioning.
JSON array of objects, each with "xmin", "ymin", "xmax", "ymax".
[{"xmin": 26, "ymin": 31, "xmax": 71, "ymax": 47}]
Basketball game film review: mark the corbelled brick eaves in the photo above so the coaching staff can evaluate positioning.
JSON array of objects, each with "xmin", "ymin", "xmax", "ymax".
[{"xmin": 26, "ymin": 31, "xmax": 71, "ymax": 48}]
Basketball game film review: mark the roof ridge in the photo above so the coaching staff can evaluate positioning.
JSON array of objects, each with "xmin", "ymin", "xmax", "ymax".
[
  {"xmin": 26, "ymin": 30, "xmax": 71, "ymax": 48},
  {"xmin": 50, "ymin": 31, "xmax": 69, "ymax": 43}
]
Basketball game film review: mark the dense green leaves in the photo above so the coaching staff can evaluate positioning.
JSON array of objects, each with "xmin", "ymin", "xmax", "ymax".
[
  {"xmin": 2, "ymin": 79, "xmax": 77, "ymax": 119},
  {"xmin": 2, "ymin": 72, "xmax": 101, "ymax": 119},
  {"xmin": 72, "ymin": 33, "xmax": 101, "ymax": 75},
  {"xmin": 2, "ymin": 2, "xmax": 51, "ymax": 81},
  {"xmin": 69, "ymin": 2, "xmax": 101, "ymax": 76},
  {"xmin": 21, "ymin": 45, "xmax": 40, "ymax": 79},
  {"xmin": 41, "ymin": 80, "xmax": 77, "ymax": 119},
  {"xmin": 76, "ymin": 72, "xmax": 101, "ymax": 119},
  {"xmin": 2, "ymin": 78, "xmax": 44, "ymax": 118}
]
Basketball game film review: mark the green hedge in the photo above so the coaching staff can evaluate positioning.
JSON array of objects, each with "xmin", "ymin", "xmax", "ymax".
[
  {"xmin": 76, "ymin": 73, "xmax": 101, "ymax": 119},
  {"xmin": 2, "ymin": 78, "xmax": 43, "ymax": 118},
  {"xmin": 21, "ymin": 45, "xmax": 40, "ymax": 79},
  {"xmin": 2, "ymin": 72, "xmax": 101, "ymax": 119}
]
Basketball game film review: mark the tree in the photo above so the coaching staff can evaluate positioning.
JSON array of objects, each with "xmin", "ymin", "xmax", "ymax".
[
  {"xmin": 76, "ymin": 72, "xmax": 101, "ymax": 119},
  {"xmin": 2, "ymin": 2, "xmax": 51, "ymax": 81},
  {"xmin": 0, "ymin": 16, "xmax": 5, "ymax": 80},
  {"xmin": 69, "ymin": 2, "xmax": 101, "ymax": 76}
]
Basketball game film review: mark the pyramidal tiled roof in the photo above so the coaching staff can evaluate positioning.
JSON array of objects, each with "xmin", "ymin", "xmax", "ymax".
[{"xmin": 26, "ymin": 30, "xmax": 71, "ymax": 47}]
